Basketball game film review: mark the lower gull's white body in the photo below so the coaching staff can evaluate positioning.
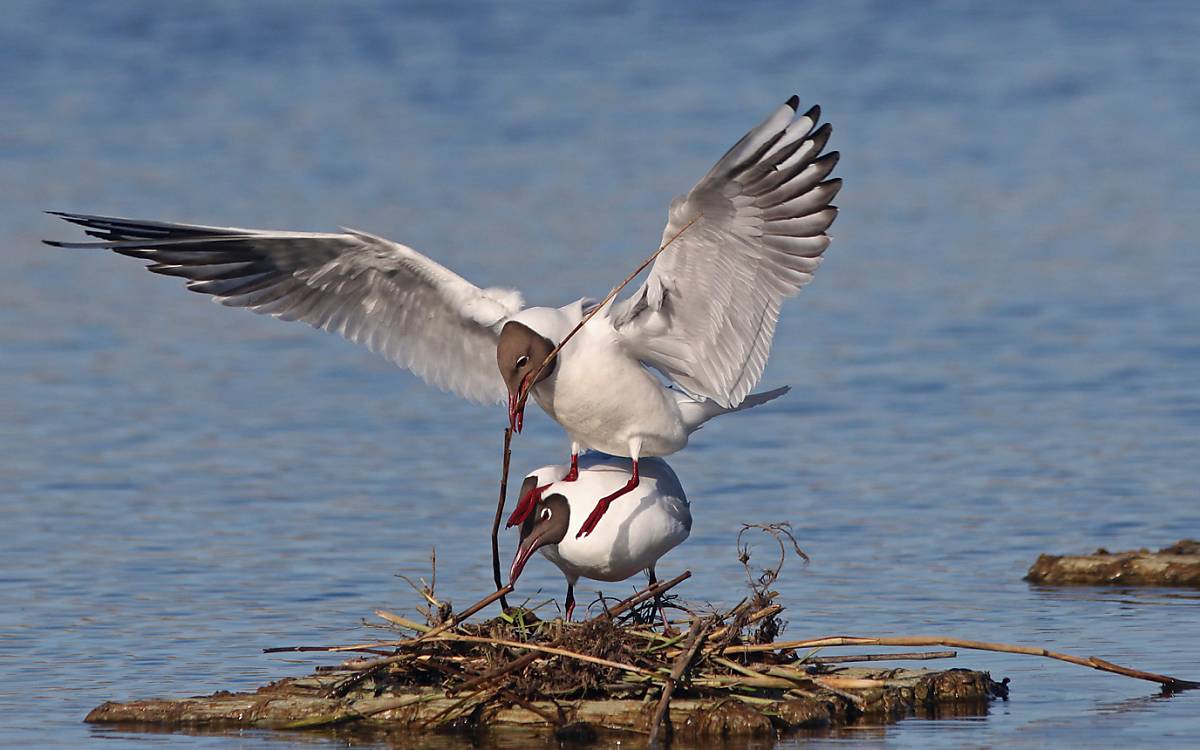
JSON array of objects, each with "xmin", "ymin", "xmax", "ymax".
[{"xmin": 526, "ymin": 453, "xmax": 691, "ymax": 585}]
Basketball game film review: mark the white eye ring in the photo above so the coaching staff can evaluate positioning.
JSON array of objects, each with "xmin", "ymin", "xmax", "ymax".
[
  {"xmin": 540, "ymin": 508, "xmax": 551, "ymax": 521},
  {"xmin": 516, "ymin": 355, "xmax": 529, "ymax": 368}
]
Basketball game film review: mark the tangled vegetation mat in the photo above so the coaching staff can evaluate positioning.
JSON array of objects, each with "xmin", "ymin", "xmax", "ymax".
[{"xmin": 88, "ymin": 528, "xmax": 1194, "ymax": 745}]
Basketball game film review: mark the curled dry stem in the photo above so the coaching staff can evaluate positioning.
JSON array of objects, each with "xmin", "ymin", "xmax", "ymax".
[{"xmin": 737, "ymin": 522, "xmax": 809, "ymax": 591}]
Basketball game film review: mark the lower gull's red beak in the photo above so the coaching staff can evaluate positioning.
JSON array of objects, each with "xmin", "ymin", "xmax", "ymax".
[{"xmin": 509, "ymin": 534, "xmax": 541, "ymax": 584}]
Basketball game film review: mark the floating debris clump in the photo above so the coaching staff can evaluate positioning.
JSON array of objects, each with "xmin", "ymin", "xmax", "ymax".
[{"xmin": 1026, "ymin": 540, "xmax": 1200, "ymax": 587}]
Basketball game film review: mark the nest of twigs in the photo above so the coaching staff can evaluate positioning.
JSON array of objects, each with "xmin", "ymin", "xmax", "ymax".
[
  {"xmin": 356, "ymin": 524, "xmax": 805, "ymax": 701},
  {"xmin": 301, "ymin": 568, "xmax": 855, "ymax": 741},
  {"xmin": 280, "ymin": 525, "xmax": 931, "ymax": 739},
  {"xmin": 348, "ymin": 569, "xmax": 791, "ymax": 695},
  {"xmin": 255, "ymin": 525, "xmax": 1193, "ymax": 741}
]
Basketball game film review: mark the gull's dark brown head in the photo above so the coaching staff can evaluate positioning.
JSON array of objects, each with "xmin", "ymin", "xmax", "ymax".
[
  {"xmin": 496, "ymin": 321, "xmax": 557, "ymax": 433},
  {"xmin": 510, "ymin": 491, "xmax": 570, "ymax": 583}
]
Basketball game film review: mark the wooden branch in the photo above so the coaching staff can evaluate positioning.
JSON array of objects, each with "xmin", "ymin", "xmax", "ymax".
[
  {"xmin": 263, "ymin": 645, "xmax": 391, "ymax": 655},
  {"xmin": 803, "ymin": 650, "xmax": 958, "ymax": 665},
  {"xmin": 649, "ymin": 617, "xmax": 712, "ymax": 745},
  {"xmin": 416, "ymin": 584, "xmax": 514, "ymax": 641},
  {"xmin": 374, "ymin": 610, "xmax": 431, "ymax": 632},
  {"xmin": 490, "ymin": 429, "xmax": 515, "ymax": 609},
  {"xmin": 601, "ymin": 570, "xmax": 692, "ymax": 621},
  {"xmin": 723, "ymin": 635, "xmax": 1199, "ymax": 690}
]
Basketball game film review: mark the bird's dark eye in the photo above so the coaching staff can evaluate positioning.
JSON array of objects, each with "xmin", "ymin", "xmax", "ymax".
[
  {"xmin": 516, "ymin": 355, "xmax": 529, "ymax": 368},
  {"xmin": 540, "ymin": 508, "xmax": 551, "ymax": 521}
]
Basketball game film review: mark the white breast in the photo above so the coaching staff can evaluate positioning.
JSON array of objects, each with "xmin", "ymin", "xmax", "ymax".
[
  {"xmin": 537, "ymin": 454, "xmax": 691, "ymax": 583},
  {"xmin": 533, "ymin": 321, "xmax": 690, "ymax": 457}
]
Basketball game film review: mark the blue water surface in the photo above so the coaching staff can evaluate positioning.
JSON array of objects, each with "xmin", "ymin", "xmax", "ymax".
[{"xmin": 2, "ymin": 1, "xmax": 1199, "ymax": 748}]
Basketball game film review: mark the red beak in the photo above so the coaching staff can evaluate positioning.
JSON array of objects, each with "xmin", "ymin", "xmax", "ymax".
[
  {"xmin": 508, "ymin": 391, "xmax": 525, "ymax": 433},
  {"xmin": 509, "ymin": 532, "xmax": 542, "ymax": 584},
  {"xmin": 508, "ymin": 374, "xmax": 531, "ymax": 434}
]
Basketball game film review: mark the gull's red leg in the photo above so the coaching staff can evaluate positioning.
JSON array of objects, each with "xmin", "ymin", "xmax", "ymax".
[
  {"xmin": 564, "ymin": 582, "xmax": 575, "ymax": 622},
  {"xmin": 576, "ymin": 459, "xmax": 639, "ymax": 538},
  {"xmin": 562, "ymin": 450, "xmax": 580, "ymax": 483},
  {"xmin": 507, "ymin": 448, "xmax": 579, "ymax": 528},
  {"xmin": 506, "ymin": 476, "xmax": 550, "ymax": 528}
]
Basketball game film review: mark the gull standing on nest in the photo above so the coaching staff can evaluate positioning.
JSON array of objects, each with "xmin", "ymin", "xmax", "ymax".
[{"xmin": 509, "ymin": 454, "xmax": 690, "ymax": 622}]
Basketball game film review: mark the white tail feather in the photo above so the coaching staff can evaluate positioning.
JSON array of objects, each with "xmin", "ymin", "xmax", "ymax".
[{"xmin": 676, "ymin": 386, "xmax": 790, "ymax": 432}]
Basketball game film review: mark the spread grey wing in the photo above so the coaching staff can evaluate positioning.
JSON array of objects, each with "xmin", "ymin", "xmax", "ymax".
[
  {"xmin": 45, "ymin": 212, "xmax": 524, "ymax": 404},
  {"xmin": 612, "ymin": 96, "xmax": 840, "ymax": 408}
]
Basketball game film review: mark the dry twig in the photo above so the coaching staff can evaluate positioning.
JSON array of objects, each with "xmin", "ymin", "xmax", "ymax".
[
  {"xmin": 724, "ymin": 635, "xmax": 1199, "ymax": 690},
  {"xmin": 649, "ymin": 616, "xmax": 713, "ymax": 745}
]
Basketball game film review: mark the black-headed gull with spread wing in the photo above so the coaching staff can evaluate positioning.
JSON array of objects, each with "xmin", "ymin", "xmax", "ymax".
[{"xmin": 45, "ymin": 94, "xmax": 839, "ymax": 536}]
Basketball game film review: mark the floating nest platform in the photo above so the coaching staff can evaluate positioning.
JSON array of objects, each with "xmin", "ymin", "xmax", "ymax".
[
  {"xmin": 1026, "ymin": 540, "xmax": 1200, "ymax": 587},
  {"xmin": 85, "ymin": 568, "xmax": 1011, "ymax": 743},
  {"xmin": 85, "ymin": 663, "xmax": 1002, "ymax": 740},
  {"xmin": 86, "ymin": 526, "xmax": 1200, "ymax": 744}
]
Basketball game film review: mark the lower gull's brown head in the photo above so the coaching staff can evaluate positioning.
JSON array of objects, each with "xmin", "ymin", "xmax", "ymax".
[
  {"xmin": 510, "ymin": 490, "xmax": 570, "ymax": 583},
  {"xmin": 496, "ymin": 321, "xmax": 557, "ymax": 433}
]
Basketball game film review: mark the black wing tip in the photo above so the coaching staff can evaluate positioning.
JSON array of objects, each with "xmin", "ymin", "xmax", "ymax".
[
  {"xmin": 45, "ymin": 210, "xmax": 116, "ymax": 233},
  {"xmin": 785, "ymin": 94, "xmax": 800, "ymax": 111},
  {"xmin": 802, "ymin": 104, "xmax": 821, "ymax": 125},
  {"xmin": 46, "ymin": 209, "xmax": 100, "ymax": 223},
  {"xmin": 42, "ymin": 238, "xmax": 113, "ymax": 249}
]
